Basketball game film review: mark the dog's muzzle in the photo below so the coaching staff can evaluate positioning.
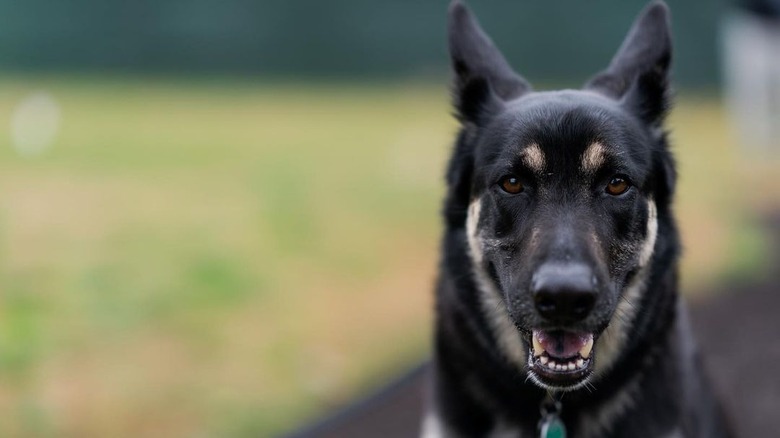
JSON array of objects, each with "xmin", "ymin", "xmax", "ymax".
[{"xmin": 526, "ymin": 262, "xmax": 601, "ymax": 388}]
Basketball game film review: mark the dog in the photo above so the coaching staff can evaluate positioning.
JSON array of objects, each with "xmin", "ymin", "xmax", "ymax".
[{"xmin": 425, "ymin": 2, "xmax": 733, "ymax": 437}]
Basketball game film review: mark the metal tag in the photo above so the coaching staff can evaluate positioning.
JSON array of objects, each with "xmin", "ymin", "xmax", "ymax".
[
  {"xmin": 539, "ymin": 414, "xmax": 566, "ymax": 438},
  {"xmin": 538, "ymin": 397, "xmax": 566, "ymax": 438}
]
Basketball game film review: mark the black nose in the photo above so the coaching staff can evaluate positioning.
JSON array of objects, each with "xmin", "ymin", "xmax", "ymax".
[{"xmin": 532, "ymin": 263, "xmax": 598, "ymax": 323}]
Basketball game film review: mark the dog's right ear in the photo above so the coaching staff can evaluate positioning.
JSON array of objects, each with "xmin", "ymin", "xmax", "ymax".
[{"xmin": 449, "ymin": 0, "xmax": 531, "ymax": 126}]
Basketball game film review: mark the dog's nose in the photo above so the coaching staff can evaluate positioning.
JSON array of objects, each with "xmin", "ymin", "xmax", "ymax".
[{"xmin": 532, "ymin": 263, "xmax": 598, "ymax": 323}]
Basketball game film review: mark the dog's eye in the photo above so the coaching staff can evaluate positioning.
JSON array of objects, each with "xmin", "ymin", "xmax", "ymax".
[
  {"xmin": 605, "ymin": 176, "xmax": 630, "ymax": 196},
  {"xmin": 500, "ymin": 176, "xmax": 524, "ymax": 194}
]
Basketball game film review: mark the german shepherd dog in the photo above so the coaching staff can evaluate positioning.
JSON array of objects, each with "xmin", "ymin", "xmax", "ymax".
[{"xmin": 426, "ymin": 2, "xmax": 732, "ymax": 437}]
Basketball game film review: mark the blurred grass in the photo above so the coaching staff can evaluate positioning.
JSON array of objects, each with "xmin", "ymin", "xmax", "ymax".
[{"xmin": 0, "ymin": 77, "xmax": 777, "ymax": 437}]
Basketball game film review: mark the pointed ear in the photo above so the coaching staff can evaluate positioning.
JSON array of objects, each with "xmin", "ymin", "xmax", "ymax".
[
  {"xmin": 448, "ymin": 0, "xmax": 531, "ymax": 125},
  {"xmin": 585, "ymin": 1, "xmax": 672, "ymax": 125}
]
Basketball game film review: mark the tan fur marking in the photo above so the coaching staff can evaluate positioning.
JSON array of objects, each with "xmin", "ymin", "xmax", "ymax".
[
  {"xmin": 465, "ymin": 199, "xmax": 527, "ymax": 369},
  {"xmin": 638, "ymin": 200, "xmax": 658, "ymax": 266},
  {"xmin": 595, "ymin": 199, "xmax": 658, "ymax": 376},
  {"xmin": 528, "ymin": 227, "xmax": 542, "ymax": 251},
  {"xmin": 577, "ymin": 373, "xmax": 641, "ymax": 438},
  {"xmin": 521, "ymin": 143, "xmax": 546, "ymax": 172},
  {"xmin": 420, "ymin": 411, "xmax": 445, "ymax": 438},
  {"xmin": 466, "ymin": 200, "xmax": 483, "ymax": 264},
  {"xmin": 582, "ymin": 142, "xmax": 607, "ymax": 173}
]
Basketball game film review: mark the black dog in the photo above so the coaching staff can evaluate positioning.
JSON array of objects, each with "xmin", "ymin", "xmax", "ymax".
[{"xmin": 426, "ymin": 2, "xmax": 732, "ymax": 437}]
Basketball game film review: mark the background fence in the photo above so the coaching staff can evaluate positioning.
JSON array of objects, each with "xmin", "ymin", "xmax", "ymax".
[{"xmin": 0, "ymin": 0, "xmax": 727, "ymax": 87}]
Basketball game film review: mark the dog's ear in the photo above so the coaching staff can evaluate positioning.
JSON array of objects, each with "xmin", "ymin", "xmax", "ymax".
[
  {"xmin": 585, "ymin": 1, "xmax": 672, "ymax": 126},
  {"xmin": 449, "ymin": 0, "xmax": 531, "ymax": 125}
]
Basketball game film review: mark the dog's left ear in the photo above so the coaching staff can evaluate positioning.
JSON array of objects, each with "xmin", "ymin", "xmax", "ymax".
[{"xmin": 585, "ymin": 1, "xmax": 672, "ymax": 126}]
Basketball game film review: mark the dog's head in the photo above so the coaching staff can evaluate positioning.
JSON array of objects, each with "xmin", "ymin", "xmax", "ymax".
[{"xmin": 446, "ymin": 1, "xmax": 676, "ymax": 391}]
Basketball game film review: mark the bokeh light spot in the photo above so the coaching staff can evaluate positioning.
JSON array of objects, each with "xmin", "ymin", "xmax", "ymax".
[{"xmin": 10, "ymin": 91, "xmax": 61, "ymax": 157}]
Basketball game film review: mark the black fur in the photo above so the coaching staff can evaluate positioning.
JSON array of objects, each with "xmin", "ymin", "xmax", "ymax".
[{"xmin": 428, "ymin": 2, "xmax": 732, "ymax": 437}]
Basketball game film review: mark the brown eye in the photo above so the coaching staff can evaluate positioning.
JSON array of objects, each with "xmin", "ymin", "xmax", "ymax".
[
  {"xmin": 606, "ymin": 176, "xmax": 630, "ymax": 196},
  {"xmin": 500, "ymin": 176, "xmax": 524, "ymax": 194}
]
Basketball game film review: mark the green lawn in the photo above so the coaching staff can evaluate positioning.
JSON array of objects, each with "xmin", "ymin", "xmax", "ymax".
[{"xmin": 0, "ymin": 77, "xmax": 775, "ymax": 437}]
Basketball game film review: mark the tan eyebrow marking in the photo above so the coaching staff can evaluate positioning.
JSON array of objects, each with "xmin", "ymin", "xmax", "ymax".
[
  {"xmin": 581, "ymin": 142, "xmax": 607, "ymax": 173},
  {"xmin": 521, "ymin": 143, "xmax": 546, "ymax": 172}
]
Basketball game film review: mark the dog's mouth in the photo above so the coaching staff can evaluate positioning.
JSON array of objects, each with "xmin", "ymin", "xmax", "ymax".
[{"xmin": 528, "ymin": 329, "xmax": 595, "ymax": 389}]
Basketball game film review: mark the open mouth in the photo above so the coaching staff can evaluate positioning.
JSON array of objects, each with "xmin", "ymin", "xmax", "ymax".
[{"xmin": 528, "ymin": 329, "xmax": 595, "ymax": 389}]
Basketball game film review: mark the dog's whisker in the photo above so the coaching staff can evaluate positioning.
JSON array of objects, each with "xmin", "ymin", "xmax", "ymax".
[{"xmin": 621, "ymin": 295, "xmax": 638, "ymax": 312}]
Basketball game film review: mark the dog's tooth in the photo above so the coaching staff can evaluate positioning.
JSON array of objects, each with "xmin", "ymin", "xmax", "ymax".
[
  {"xmin": 567, "ymin": 363, "xmax": 575, "ymax": 371},
  {"xmin": 547, "ymin": 360, "xmax": 557, "ymax": 369},
  {"xmin": 579, "ymin": 337, "xmax": 594, "ymax": 359},
  {"xmin": 576, "ymin": 358, "xmax": 585, "ymax": 368},
  {"xmin": 540, "ymin": 356, "xmax": 549, "ymax": 365},
  {"xmin": 556, "ymin": 364, "xmax": 564, "ymax": 371},
  {"xmin": 532, "ymin": 333, "xmax": 544, "ymax": 357}
]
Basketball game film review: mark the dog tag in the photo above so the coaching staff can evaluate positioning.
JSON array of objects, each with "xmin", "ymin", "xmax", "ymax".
[
  {"xmin": 539, "ymin": 397, "xmax": 566, "ymax": 438},
  {"xmin": 539, "ymin": 415, "xmax": 566, "ymax": 438}
]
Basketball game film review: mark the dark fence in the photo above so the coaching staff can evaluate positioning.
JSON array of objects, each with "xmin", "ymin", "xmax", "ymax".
[{"xmin": 0, "ymin": 0, "xmax": 728, "ymax": 87}]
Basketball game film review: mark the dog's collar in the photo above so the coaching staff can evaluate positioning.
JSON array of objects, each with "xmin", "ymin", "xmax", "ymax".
[{"xmin": 538, "ymin": 393, "xmax": 566, "ymax": 438}]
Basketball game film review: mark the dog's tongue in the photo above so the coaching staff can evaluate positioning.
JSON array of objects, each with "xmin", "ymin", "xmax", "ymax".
[{"xmin": 534, "ymin": 330, "xmax": 592, "ymax": 359}]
